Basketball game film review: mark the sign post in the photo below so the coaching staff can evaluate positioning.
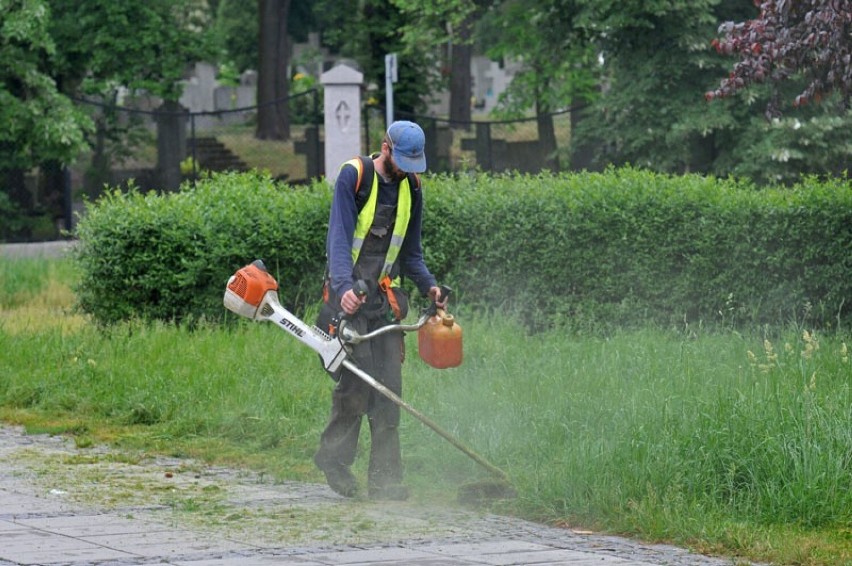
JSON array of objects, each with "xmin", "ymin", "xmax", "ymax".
[{"xmin": 385, "ymin": 53, "xmax": 398, "ymax": 129}]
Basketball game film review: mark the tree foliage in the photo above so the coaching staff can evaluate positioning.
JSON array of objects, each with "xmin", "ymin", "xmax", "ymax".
[
  {"xmin": 568, "ymin": 0, "xmax": 745, "ymax": 173},
  {"xmin": 308, "ymin": 0, "xmax": 433, "ymax": 116},
  {"xmin": 4, "ymin": 0, "xmax": 848, "ymax": 212},
  {"xmin": 706, "ymin": 0, "xmax": 852, "ymax": 116},
  {"xmin": 46, "ymin": 0, "xmax": 213, "ymax": 196},
  {"xmin": 480, "ymin": 0, "xmax": 599, "ymax": 116},
  {"xmin": 0, "ymin": 0, "xmax": 90, "ymax": 172},
  {"xmin": 391, "ymin": 0, "xmax": 482, "ymax": 125},
  {"xmin": 50, "ymin": 0, "xmax": 211, "ymax": 101},
  {"xmin": 213, "ymin": 0, "xmax": 258, "ymax": 76},
  {"xmin": 213, "ymin": 0, "xmax": 317, "ymax": 75}
]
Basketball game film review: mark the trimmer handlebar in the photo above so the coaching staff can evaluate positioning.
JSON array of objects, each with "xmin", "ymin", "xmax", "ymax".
[
  {"xmin": 353, "ymin": 279, "xmax": 369, "ymax": 297},
  {"xmin": 338, "ymin": 284, "xmax": 453, "ymax": 345},
  {"xmin": 338, "ymin": 310, "xmax": 430, "ymax": 344},
  {"xmin": 224, "ymin": 261, "xmax": 452, "ymax": 369}
]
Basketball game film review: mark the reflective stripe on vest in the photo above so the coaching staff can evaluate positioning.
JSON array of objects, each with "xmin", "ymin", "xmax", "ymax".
[{"xmin": 346, "ymin": 158, "xmax": 412, "ymax": 286}]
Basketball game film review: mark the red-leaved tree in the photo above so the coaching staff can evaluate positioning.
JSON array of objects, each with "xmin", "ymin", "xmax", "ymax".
[{"xmin": 706, "ymin": 0, "xmax": 851, "ymax": 116}]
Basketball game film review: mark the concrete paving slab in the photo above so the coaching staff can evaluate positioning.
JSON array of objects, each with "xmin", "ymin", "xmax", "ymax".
[
  {"xmin": 341, "ymin": 559, "xmax": 482, "ymax": 566},
  {"xmin": 0, "ymin": 519, "xmax": 29, "ymax": 533},
  {"xmin": 0, "ymin": 527, "xmax": 84, "ymax": 546},
  {"xmin": 0, "ymin": 490, "xmax": 76, "ymax": 516},
  {"xmin": 0, "ymin": 240, "xmax": 75, "ymax": 259},
  {"xmin": 421, "ymin": 540, "xmax": 553, "ymax": 556},
  {"xmin": 15, "ymin": 512, "xmax": 167, "ymax": 536},
  {"xmin": 83, "ymin": 530, "xmax": 257, "ymax": 556},
  {"xmin": 0, "ymin": 527, "xmax": 137, "ymax": 564},
  {"xmin": 1, "ymin": 546, "xmax": 135, "ymax": 565},
  {"xmin": 296, "ymin": 546, "xmax": 440, "ymax": 564},
  {"xmin": 0, "ymin": 424, "xmax": 765, "ymax": 566},
  {"xmin": 457, "ymin": 548, "xmax": 631, "ymax": 565},
  {"xmin": 174, "ymin": 557, "xmax": 328, "ymax": 566}
]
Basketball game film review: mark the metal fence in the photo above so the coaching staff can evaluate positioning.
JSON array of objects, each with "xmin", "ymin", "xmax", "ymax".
[
  {"xmin": 8, "ymin": 92, "xmax": 586, "ymax": 241},
  {"xmin": 384, "ymin": 107, "xmax": 580, "ymax": 175},
  {"xmin": 72, "ymin": 89, "xmax": 323, "ymax": 195},
  {"xmin": 74, "ymin": 91, "xmax": 583, "ymax": 191}
]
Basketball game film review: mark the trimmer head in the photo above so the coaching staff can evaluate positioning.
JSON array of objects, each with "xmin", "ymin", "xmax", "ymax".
[
  {"xmin": 457, "ymin": 478, "xmax": 517, "ymax": 506},
  {"xmin": 223, "ymin": 259, "xmax": 281, "ymax": 320}
]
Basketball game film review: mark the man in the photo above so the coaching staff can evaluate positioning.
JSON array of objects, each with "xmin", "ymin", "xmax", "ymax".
[{"xmin": 315, "ymin": 120, "xmax": 444, "ymax": 500}]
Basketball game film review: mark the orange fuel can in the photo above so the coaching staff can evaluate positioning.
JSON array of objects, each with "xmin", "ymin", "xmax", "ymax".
[{"xmin": 417, "ymin": 309, "xmax": 463, "ymax": 369}]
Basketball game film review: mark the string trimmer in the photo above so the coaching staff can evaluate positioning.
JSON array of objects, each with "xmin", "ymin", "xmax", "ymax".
[{"xmin": 223, "ymin": 260, "xmax": 515, "ymax": 502}]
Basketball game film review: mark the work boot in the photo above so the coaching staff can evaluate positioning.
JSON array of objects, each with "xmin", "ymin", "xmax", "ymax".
[
  {"xmin": 368, "ymin": 483, "xmax": 409, "ymax": 501},
  {"xmin": 319, "ymin": 464, "xmax": 359, "ymax": 498}
]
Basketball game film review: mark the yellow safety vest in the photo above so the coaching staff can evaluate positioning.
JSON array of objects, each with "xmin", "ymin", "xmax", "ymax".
[{"xmin": 345, "ymin": 158, "xmax": 412, "ymax": 287}]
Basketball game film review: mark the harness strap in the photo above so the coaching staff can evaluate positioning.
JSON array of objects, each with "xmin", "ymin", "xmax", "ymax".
[{"xmin": 379, "ymin": 275, "xmax": 402, "ymax": 320}]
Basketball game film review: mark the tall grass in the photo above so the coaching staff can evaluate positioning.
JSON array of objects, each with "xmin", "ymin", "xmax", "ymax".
[
  {"xmin": 1, "ymin": 257, "xmax": 849, "ymax": 565},
  {"xmin": 407, "ymin": 321, "xmax": 851, "ymax": 529},
  {"xmin": 1, "ymin": 262, "xmax": 328, "ymax": 469}
]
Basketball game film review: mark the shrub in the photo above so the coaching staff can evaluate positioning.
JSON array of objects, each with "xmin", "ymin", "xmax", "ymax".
[
  {"xmin": 74, "ymin": 172, "xmax": 329, "ymax": 325},
  {"xmin": 422, "ymin": 168, "xmax": 852, "ymax": 331},
  {"xmin": 75, "ymin": 168, "xmax": 852, "ymax": 331}
]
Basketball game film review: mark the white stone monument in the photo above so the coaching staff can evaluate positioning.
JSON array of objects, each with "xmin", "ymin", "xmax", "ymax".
[{"xmin": 321, "ymin": 64, "xmax": 363, "ymax": 184}]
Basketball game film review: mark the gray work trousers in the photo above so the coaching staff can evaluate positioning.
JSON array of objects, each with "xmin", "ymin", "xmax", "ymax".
[{"xmin": 314, "ymin": 314, "xmax": 404, "ymax": 489}]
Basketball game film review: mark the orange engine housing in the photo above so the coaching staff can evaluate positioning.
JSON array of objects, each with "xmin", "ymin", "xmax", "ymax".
[{"xmin": 227, "ymin": 262, "xmax": 279, "ymax": 307}]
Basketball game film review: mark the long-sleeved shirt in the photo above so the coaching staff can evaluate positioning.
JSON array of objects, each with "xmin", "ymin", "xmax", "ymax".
[{"xmin": 326, "ymin": 161, "xmax": 436, "ymax": 300}]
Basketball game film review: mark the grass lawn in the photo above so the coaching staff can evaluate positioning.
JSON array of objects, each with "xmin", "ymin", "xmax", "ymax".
[{"xmin": 1, "ymin": 256, "xmax": 850, "ymax": 566}]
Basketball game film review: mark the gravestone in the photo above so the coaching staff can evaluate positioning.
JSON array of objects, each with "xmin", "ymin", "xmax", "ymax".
[
  {"xmin": 179, "ymin": 62, "xmax": 218, "ymax": 113},
  {"xmin": 320, "ymin": 64, "xmax": 363, "ymax": 184}
]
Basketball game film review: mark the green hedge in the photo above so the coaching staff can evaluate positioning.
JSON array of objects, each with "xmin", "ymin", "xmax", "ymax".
[
  {"xmin": 74, "ymin": 172, "xmax": 330, "ymax": 324},
  {"xmin": 74, "ymin": 168, "xmax": 852, "ymax": 330},
  {"xmin": 424, "ymin": 168, "xmax": 852, "ymax": 330}
]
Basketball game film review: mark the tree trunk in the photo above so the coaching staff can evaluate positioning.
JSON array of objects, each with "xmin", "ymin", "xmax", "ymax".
[
  {"xmin": 449, "ymin": 15, "xmax": 473, "ymax": 131},
  {"xmin": 257, "ymin": 0, "xmax": 291, "ymax": 140}
]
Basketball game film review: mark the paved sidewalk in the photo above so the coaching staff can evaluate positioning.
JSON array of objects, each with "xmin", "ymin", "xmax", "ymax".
[
  {"xmin": 0, "ymin": 426, "xmax": 754, "ymax": 566},
  {"xmin": 0, "ymin": 241, "xmax": 76, "ymax": 259}
]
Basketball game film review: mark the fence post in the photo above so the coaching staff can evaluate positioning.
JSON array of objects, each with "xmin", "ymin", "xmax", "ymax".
[
  {"xmin": 190, "ymin": 113, "xmax": 198, "ymax": 184},
  {"xmin": 476, "ymin": 122, "xmax": 493, "ymax": 171},
  {"xmin": 301, "ymin": 126, "xmax": 322, "ymax": 179},
  {"xmin": 569, "ymin": 104, "xmax": 598, "ymax": 171},
  {"xmin": 421, "ymin": 117, "xmax": 446, "ymax": 173},
  {"xmin": 63, "ymin": 166, "xmax": 72, "ymax": 233},
  {"xmin": 363, "ymin": 104, "xmax": 371, "ymax": 155},
  {"xmin": 155, "ymin": 100, "xmax": 187, "ymax": 191}
]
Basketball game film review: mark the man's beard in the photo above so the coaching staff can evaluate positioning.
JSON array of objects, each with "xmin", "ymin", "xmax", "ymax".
[{"xmin": 381, "ymin": 154, "xmax": 406, "ymax": 182}]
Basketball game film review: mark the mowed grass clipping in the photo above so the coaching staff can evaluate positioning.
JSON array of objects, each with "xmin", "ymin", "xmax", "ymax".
[{"xmin": 1, "ymin": 256, "xmax": 850, "ymax": 566}]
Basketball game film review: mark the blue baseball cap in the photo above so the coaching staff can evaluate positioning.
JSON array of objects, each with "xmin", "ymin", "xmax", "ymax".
[{"xmin": 387, "ymin": 121, "xmax": 427, "ymax": 173}]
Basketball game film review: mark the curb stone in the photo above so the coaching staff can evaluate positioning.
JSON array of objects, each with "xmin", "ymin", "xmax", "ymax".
[{"xmin": 0, "ymin": 425, "xmax": 763, "ymax": 566}]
